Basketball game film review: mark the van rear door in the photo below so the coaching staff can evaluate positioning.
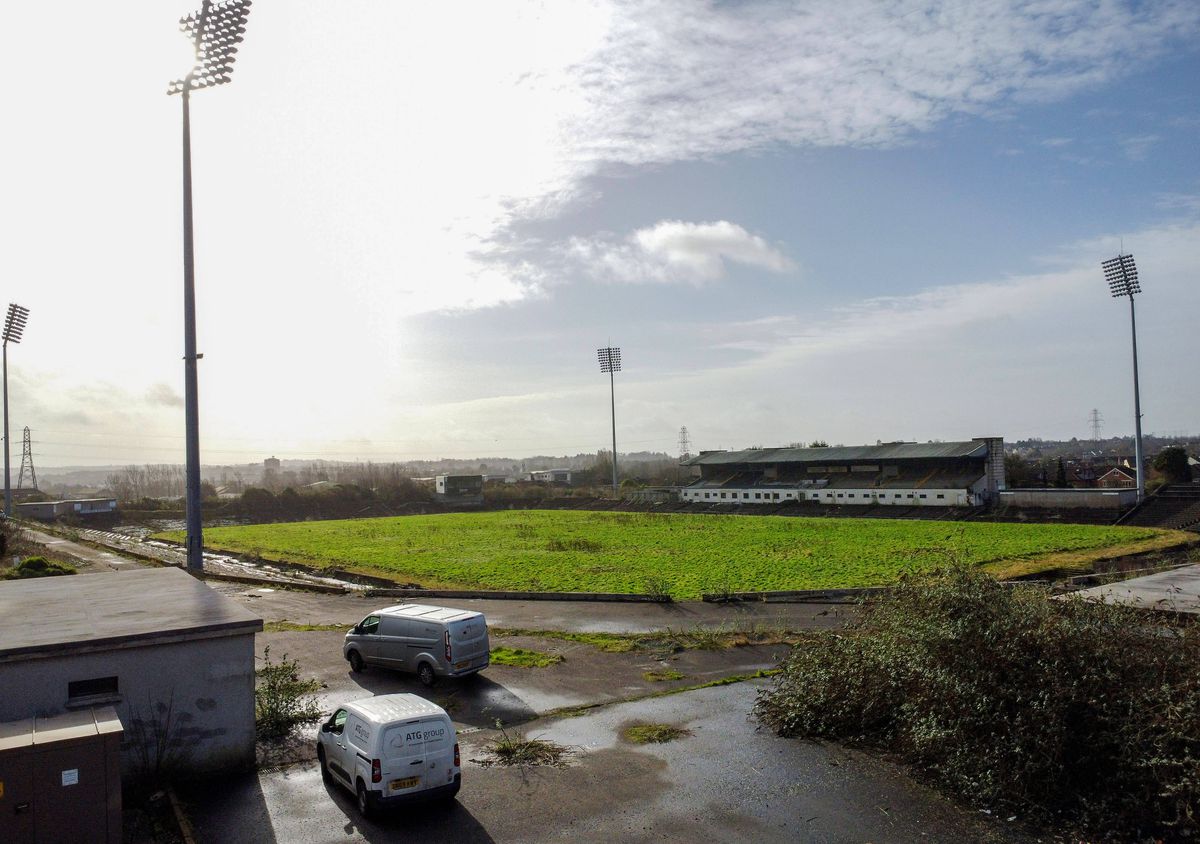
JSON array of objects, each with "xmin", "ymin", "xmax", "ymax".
[
  {"xmin": 447, "ymin": 616, "xmax": 490, "ymax": 672},
  {"xmin": 381, "ymin": 717, "xmax": 454, "ymax": 795}
]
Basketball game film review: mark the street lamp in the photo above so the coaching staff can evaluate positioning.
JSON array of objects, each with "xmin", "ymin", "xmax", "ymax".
[
  {"xmin": 2, "ymin": 304, "xmax": 29, "ymax": 517},
  {"xmin": 1102, "ymin": 253, "xmax": 1145, "ymax": 502},
  {"xmin": 168, "ymin": 0, "xmax": 253, "ymax": 572},
  {"xmin": 597, "ymin": 347, "xmax": 621, "ymax": 496}
]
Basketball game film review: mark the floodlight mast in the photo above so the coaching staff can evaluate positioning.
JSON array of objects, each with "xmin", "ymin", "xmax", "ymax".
[
  {"xmin": 1102, "ymin": 253, "xmax": 1145, "ymax": 502},
  {"xmin": 2, "ymin": 304, "xmax": 29, "ymax": 517},
  {"xmin": 597, "ymin": 347, "xmax": 622, "ymax": 496},
  {"xmin": 168, "ymin": 0, "xmax": 252, "ymax": 572}
]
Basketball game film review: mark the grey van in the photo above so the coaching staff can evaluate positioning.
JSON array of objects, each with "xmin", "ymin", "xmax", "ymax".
[{"xmin": 344, "ymin": 604, "xmax": 490, "ymax": 686}]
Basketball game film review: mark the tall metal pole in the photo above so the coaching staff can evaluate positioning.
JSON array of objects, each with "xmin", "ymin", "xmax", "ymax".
[
  {"xmin": 609, "ymin": 368, "xmax": 618, "ymax": 496},
  {"xmin": 181, "ymin": 86, "xmax": 204, "ymax": 572},
  {"xmin": 169, "ymin": 0, "xmax": 252, "ymax": 572},
  {"xmin": 1129, "ymin": 295, "xmax": 1145, "ymax": 501},
  {"xmin": 3, "ymin": 343, "xmax": 9, "ymax": 517}
]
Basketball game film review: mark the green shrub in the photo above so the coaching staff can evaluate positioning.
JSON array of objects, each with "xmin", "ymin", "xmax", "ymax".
[
  {"xmin": 1, "ymin": 556, "xmax": 76, "ymax": 579},
  {"xmin": 755, "ymin": 566, "xmax": 1200, "ymax": 839},
  {"xmin": 254, "ymin": 647, "xmax": 323, "ymax": 739}
]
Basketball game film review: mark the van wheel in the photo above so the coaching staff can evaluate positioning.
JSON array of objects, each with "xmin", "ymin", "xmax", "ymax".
[
  {"xmin": 317, "ymin": 746, "xmax": 332, "ymax": 784},
  {"xmin": 348, "ymin": 651, "xmax": 364, "ymax": 673},
  {"xmin": 356, "ymin": 780, "xmax": 373, "ymax": 819},
  {"xmin": 417, "ymin": 662, "xmax": 435, "ymax": 687}
]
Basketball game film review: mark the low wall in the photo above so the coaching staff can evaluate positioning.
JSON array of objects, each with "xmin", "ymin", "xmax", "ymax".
[{"xmin": 999, "ymin": 489, "xmax": 1136, "ymax": 510}]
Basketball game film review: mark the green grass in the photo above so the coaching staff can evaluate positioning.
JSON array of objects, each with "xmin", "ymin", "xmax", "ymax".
[
  {"xmin": 155, "ymin": 510, "xmax": 1186, "ymax": 600},
  {"xmin": 262, "ymin": 621, "xmax": 348, "ymax": 633},
  {"xmin": 624, "ymin": 723, "xmax": 692, "ymax": 744},
  {"xmin": 643, "ymin": 669, "xmax": 685, "ymax": 682},
  {"xmin": 489, "ymin": 647, "xmax": 563, "ymax": 668}
]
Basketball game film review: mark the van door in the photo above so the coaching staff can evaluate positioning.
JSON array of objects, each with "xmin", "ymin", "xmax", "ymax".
[
  {"xmin": 380, "ymin": 717, "xmax": 453, "ymax": 796},
  {"xmin": 406, "ymin": 623, "xmax": 441, "ymax": 668},
  {"xmin": 324, "ymin": 709, "xmax": 353, "ymax": 785},
  {"xmin": 353, "ymin": 615, "xmax": 381, "ymax": 664},
  {"xmin": 447, "ymin": 616, "xmax": 490, "ymax": 672},
  {"xmin": 376, "ymin": 616, "xmax": 409, "ymax": 670}
]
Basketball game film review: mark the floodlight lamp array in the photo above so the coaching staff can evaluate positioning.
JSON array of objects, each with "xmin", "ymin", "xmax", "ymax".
[
  {"xmin": 1102, "ymin": 253, "xmax": 1140, "ymax": 299},
  {"xmin": 167, "ymin": 0, "xmax": 252, "ymax": 95},
  {"xmin": 597, "ymin": 346, "xmax": 622, "ymax": 373},
  {"xmin": 3, "ymin": 304, "xmax": 29, "ymax": 345}
]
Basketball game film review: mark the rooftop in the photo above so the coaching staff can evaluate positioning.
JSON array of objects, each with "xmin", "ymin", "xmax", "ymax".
[
  {"xmin": 0, "ymin": 567, "xmax": 262, "ymax": 662},
  {"xmin": 684, "ymin": 440, "xmax": 992, "ymax": 467}
]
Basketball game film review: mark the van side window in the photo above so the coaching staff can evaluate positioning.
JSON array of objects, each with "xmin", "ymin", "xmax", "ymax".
[
  {"xmin": 359, "ymin": 616, "xmax": 380, "ymax": 635},
  {"xmin": 330, "ymin": 709, "xmax": 348, "ymax": 735}
]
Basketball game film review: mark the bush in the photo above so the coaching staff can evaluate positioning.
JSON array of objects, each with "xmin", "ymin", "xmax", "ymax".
[
  {"xmin": 755, "ymin": 566, "xmax": 1200, "ymax": 840},
  {"xmin": 1, "ymin": 556, "xmax": 76, "ymax": 579},
  {"xmin": 255, "ymin": 647, "xmax": 323, "ymax": 739}
]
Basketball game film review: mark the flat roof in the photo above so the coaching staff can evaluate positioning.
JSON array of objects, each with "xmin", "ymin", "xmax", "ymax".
[
  {"xmin": 0, "ymin": 567, "xmax": 262, "ymax": 662},
  {"xmin": 379, "ymin": 603, "xmax": 479, "ymax": 622},
  {"xmin": 684, "ymin": 440, "xmax": 990, "ymax": 466},
  {"xmin": 349, "ymin": 693, "xmax": 447, "ymax": 722}
]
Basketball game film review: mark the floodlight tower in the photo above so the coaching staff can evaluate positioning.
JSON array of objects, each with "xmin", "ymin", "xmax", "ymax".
[
  {"xmin": 1102, "ymin": 253, "xmax": 1145, "ymax": 502},
  {"xmin": 168, "ymin": 0, "xmax": 253, "ymax": 572},
  {"xmin": 2, "ymin": 304, "xmax": 29, "ymax": 517},
  {"xmin": 597, "ymin": 347, "xmax": 622, "ymax": 496}
]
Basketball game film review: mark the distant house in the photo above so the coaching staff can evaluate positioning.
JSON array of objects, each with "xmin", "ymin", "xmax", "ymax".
[
  {"xmin": 1098, "ymin": 466, "xmax": 1136, "ymax": 488},
  {"xmin": 14, "ymin": 498, "xmax": 117, "ymax": 521},
  {"xmin": 0, "ymin": 567, "xmax": 262, "ymax": 776},
  {"xmin": 529, "ymin": 469, "xmax": 572, "ymax": 484}
]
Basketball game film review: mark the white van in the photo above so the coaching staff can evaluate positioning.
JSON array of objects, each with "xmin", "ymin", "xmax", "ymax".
[
  {"xmin": 316, "ymin": 693, "xmax": 460, "ymax": 817},
  {"xmin": 344, "ymin": 604, "xmax": 490, "ymax": 686}
]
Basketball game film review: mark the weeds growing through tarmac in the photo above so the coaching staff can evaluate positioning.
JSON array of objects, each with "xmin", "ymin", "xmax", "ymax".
[
  {"xmin": 489, "ymin": 646, "xmax": 563, "ymax": 668},
  {"xmin": 474, "ymin": 722, "xmax": 576, "ymax": 768},
  {"xmin": 623, "ymin": 723, "xmax": 692, "ymax": 744}
]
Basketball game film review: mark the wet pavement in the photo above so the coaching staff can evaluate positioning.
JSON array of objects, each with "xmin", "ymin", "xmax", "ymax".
[
  {"xmin": 178, "ymin": 681, "xmax": 1029, "ymax": 844},
  {"xmin": 1072, "ymin": 562, "xmax": 1200, "ymax": 614}
]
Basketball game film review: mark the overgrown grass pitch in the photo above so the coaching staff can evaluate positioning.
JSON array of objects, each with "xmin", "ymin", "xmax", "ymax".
[{"xmin": 164, "ymin": 510, "xmax": 1186, "ymax": 600}]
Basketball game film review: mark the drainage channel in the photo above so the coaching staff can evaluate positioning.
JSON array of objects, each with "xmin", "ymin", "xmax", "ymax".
[{"xmin": 76, "ymin": 528, "xmax": 365, "ymax": 593}]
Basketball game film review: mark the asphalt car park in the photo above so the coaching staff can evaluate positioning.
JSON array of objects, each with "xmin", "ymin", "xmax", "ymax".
[
  {"xmin": 179, "ymin": 681, "xmax": 1029, "ymax": 844},
  {"xmin": 169, "ymin": 586, "xmax": 1028, "ymax": 843}
]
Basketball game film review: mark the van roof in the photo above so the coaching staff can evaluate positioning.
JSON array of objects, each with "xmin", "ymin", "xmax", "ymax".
[
  {"xmin": 376, "ymin": 603, "xmax": 481, "ymax": 623},
  {"xmin": 347, "ymin": 693, "xmax": 448, "ymax": 722}
]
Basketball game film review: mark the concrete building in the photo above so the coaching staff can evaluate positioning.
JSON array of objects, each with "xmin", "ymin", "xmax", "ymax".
[
  {"xmin": 680, "ymin": 438, "xmax": 1006, "ymax": 507},
  {"xmin": 0, "ymin": 567, "xmax": 262, "ymax": 776}
]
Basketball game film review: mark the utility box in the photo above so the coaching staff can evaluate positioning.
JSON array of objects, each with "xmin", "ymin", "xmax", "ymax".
[{"xmin": 0, "ymin": 707, "xmax": 122, "ymax": 844}]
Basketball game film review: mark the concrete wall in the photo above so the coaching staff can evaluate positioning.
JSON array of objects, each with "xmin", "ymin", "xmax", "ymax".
[
  {"xmin": 0, "ymin": 632, "xmax": 256, "ymax": 776},
  {"xmin": 999, "ymin": 489, "xmax": 1137, "ymax": 510}
]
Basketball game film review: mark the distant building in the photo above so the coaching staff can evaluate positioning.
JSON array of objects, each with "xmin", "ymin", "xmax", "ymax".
[
  {"xmin": 680, "ymin": 438, "xmax": 1006, "ymax": 507},
  {"xmin": 263, "ymin": 456, "xmax": 281, "ymax": 472},
  {"xmin": 1098, "ymin": 466, "xmax": 1137, "ymax": 489},
  {"xmin": 435, "ymin": 474, "xmax": 484, "ymax": 505},
  {"xmin": 529, "ymin": 469, "xmax": 572, "ymax": 485},
  {"xmin": 14, "ymin": 498, "xmax": 117, "ymax": 521}
]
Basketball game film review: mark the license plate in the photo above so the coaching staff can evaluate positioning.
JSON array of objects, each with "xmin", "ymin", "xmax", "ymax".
[
  {"xmin": 390, "ymin": 776, "xmax": 420, "ymax": 790},
  {"xmin": 455, "ymin": 660, "xmax": 470, "ymax": 669}
]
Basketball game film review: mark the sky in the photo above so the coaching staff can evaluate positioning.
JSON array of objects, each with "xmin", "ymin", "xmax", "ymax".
[{"xmin": 4, "ymin": 0, "xmax": 1199, "ymax": 468}]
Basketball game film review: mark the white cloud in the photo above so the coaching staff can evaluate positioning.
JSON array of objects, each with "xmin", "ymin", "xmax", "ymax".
[
  {"xmin": 568, "ymin": 220, "xmax": 793, "ymax": 284},
  {"xmin": 145, "ymin": 383, "xmax": 184, "ymax": 408},
  {"xmin": 1120, "ymin": 134, "xmax": 1161, "ymax": 161}
]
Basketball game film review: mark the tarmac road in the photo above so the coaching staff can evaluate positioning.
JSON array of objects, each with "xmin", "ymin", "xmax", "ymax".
[{"xmin": 178, "ymin": 681, "xmax": 1028, "ymax": 844}]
